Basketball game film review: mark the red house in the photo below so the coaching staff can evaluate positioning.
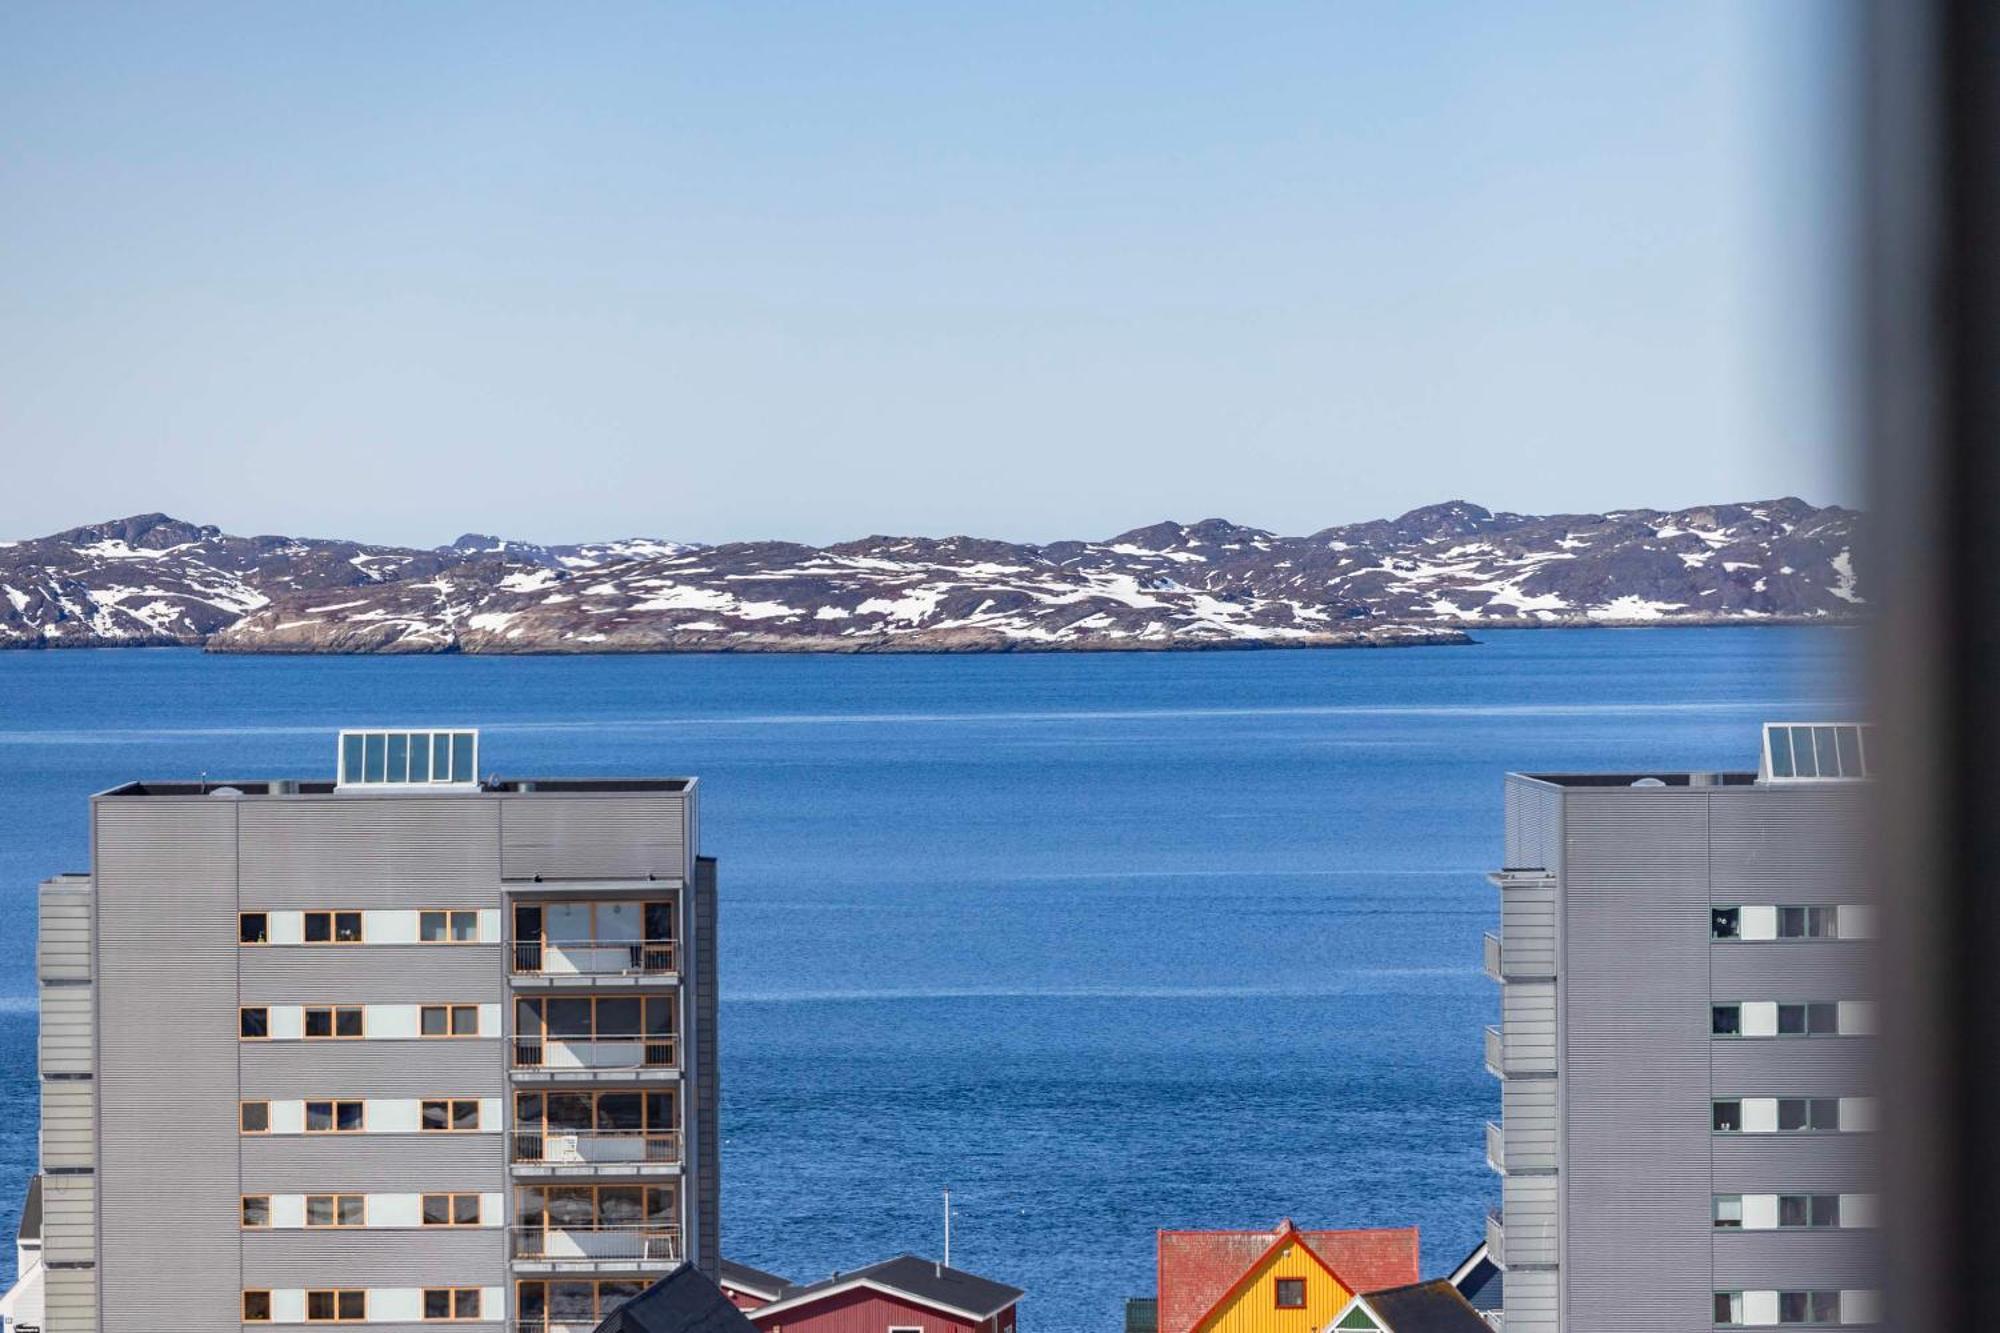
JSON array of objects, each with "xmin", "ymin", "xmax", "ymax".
[
  {"xmin": 723, "ymin": 1259, "xmax": 796, "ymax": 1312},
  {"xmin": 747, "ymin": 1255, "xmax": 1024, "ymax": 1333}
]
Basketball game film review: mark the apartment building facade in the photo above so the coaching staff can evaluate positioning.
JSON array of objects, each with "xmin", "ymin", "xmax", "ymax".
[
  {"xmin": 1483, "ymin": 723, "xmax": 1880, "ymax": 1332},
  {"xmin": 28, "ymin": 729, "xmax": 720, "ymax": 1331}
]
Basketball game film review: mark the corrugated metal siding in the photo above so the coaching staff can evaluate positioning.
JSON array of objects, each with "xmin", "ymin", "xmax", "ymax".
[
  {"xmin": 44, "ymin": 1264, "xmax": 97, "ymax": 1333},
  {"xmin": 1559, "ymin": 790, "xmax": 1713, "ymax": 1332},
  {"xmin": 1500, "ymin": 1174, "xmax": 1558, "ymax": 1268},
  {"xmin": 1500, "ymin": 983, "xmax": 1556, "ymax": 1074},
  {"xmin": 1709, "ymin": 1041, "xmax": 1875, "ymax": 1095},
  {"xmin": 236, "ymin": 797, "xmax": 501, "ymax": 906},
  {"xmin": 1502, "ymin": 1078, "xmax": 1559, "ymax": 1173},
  {"xmin": 1710, "ymin": 1229, "xmax": 1882, "ymax": 1288},
  {"xmin": 1710, "ymin": 1136, "xmax": 1879, "ymax": 1192},
  {"xmin": 38, "ymin": 880, "xmax": 93, "ymax": 983},
  {"xmin": 1710, "ymin": 943, "xmax": 1873, "ymax": 996},
  {"xmin": 94, "ymin": 797, "xmax": 242, "ymax": 1331},
  {"xmin": 41, "ymin": 1173, "xmax": 95, "ymax": 1264},
  {"xmin": 239, "ymin": 946, "xmax": 502, "ymax": 1002},
  {"xmin": 40, "ymin": 1080, "xmax": 95, "ymax": 1171},
  {"xmin": 240, "ymin": 1134, "xmax": 504, "ymax": 1193},
  {"xmin": 241, "ymin": 1227, "xmax": 505, "ymax": 1286},
  {"xmin": 1496, "ymin": 1267, "xmax": 1554, "ymax": 1333},
  {"xmin": 1707, "ymin": 787, "xmax": 1870, "ymax": 903},
  {"xmin": 238, "ymin": 1041, "xmax": 504, "ymax": 1098},
  {"xmin": 499, "ymin": 794, "xmax": 687, "ymax": 882},
  {"xmin": 1503, "ymin": 777, "xmax": 1562, "ymax": 874},
  {"xmin": 694, "ymin": 856, "xmax": 720, "ymax": 1278},
  {"xmin": 38, "ymin": 987, "xmax": 93, "ymax": 1077},
  {"xmin": 1499, "ymin": 878, "xmax": 1557, "ymax": 978}
]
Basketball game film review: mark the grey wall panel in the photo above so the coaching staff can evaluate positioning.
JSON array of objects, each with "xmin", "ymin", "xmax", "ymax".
[
  {"xmin": 242, "ymin": 1227, "xmax": 506, "ymax": 1286},
  {"xmin": 1558, "ymin": 789, "xmax": 1713, "ymax": 1333},
  {"xmin": 1710, "ymin": 1040, "xmax": 1876, "ymax": 1095},
  {"xmin": 1502, "ymin": 1078, "xmax": 1559, "ymax": 1173},
  {"xmin": 1711, "ymin": 1229, "xmax": 1883, "ymax": 1288},
  {"xmin": 239, "ymin": 946, "xmax": 502, "ymax": 1002},
  {"xmin": 237, "ymin": 797, "xmax": 501, "ymax": 907},
  {"xmin": 44, "ymin": 1265, "xmax": 97, "ymax": 1333},
  {"xmin": 1500, "ymin": 1173, "xmax": 1558, "ymax": 1268},
  {"xmin": 1501, "ymin": 982, "xmax": 1557, "ymax": 1072},
  {"xmin": 239, "ymin": 1041, "xmax": 505, "ymax": 1099},
  {"xmin": 41, "ymin": 1173, "xmax": 95, "ymax": 1264},
  {"xmin": 38, "ymin": 986, "xmax": 94, "ymax": 1077},
  {"xmin": 41, "ymin": 1079, "xmax": 95, "ymax": 1170},
  {"xmin": 1711, "ymin": 1136, "xmax": 1880, "ymax": 1192},
  {"xmin": 93, "ymin": 797, "xmax": 242, "ymax": 1331},
  {"xmin": 1499, "ymin": 879, "xmax": 1557, "ymax": 978},
  {"xmin": 499, "ymin": 793, "xmax": 687, "ymax": 882},
  {"xmin": 240, "ymin": 1134, "xmax": 504, "ymax": 1192},
  {"xmin": 38, "ymin": 879, "xmax": 93, "ymax": 983},
  {"xmin": 1497, "ymin": 1267, "xmax": 1555, "ymax": 1333},
  {"xmin": 1503, "ymin": 776, "xmax": 1563, "ymax": 874},
  {"xmin": 1709, "ymin": 944, "xmax": 1874, "ymax": 996},
  {"xmin": 1707, "ymin": 787, "xmax": 1870, "ymax": 902}
]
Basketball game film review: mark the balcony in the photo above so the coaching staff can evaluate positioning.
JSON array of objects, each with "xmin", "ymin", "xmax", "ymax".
[
  {"xmin": 511, "ymin": 1129, "xmax": 682, "ymax": 1177},
  {"xmin": 1485, "ymin": 1120, "xmax": 1505, "ymax": 1174},
  {"xmin": 511, "ymin": 939, "xmax": 677, "ymax": 988},
  {"xmin": 510, "ymin": 1224, "xmax": 682, "ymax": 1273},
  {"xmin": 512, "ymin": 1035, "xmax": 679, "ymax": 1083},
  {"xmin": 1483, "ymin": 1025, "xmax": 1504, "ymax": 1079},
  {"xmin": 1483, "ymin": 932, "xmax": 1502, "ymax": 982},
  {"xmin": 1486, "ymin": 1208, "xmax": 1504, "ymax": 1266}
]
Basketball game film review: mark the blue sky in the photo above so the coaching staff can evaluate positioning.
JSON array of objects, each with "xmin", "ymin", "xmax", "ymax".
[{"xmin": 0, "ymin": 2, "xmax": 1855, "ymax": 546}]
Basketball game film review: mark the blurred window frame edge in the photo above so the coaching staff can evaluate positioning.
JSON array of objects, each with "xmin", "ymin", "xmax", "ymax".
[{"xmin": 1867, "ymin": 2, "xmax": 1999, "ymax": 1331}]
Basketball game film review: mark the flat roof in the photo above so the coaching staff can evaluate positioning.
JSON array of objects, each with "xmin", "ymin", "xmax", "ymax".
[
  {"xmin": 95, "ymin": 776, "xmax": 694, "ymax": 799},
  {"xmin": 1510, "ymin": 771, "xmax": 1759, "ymax": 788}
]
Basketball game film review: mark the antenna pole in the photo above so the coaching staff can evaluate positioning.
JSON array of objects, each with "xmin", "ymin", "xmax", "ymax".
[{"xmin": 943, "ymin": 1187, "xmax": 951, "ymax": 1269}]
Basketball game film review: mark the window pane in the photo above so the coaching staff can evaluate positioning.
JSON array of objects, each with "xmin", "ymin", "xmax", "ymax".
[
  {"xmin": 1812, "ymin": 1196, "xmax": 1839, "ymax": 1227},
  {"xmin": 597, "ymin": 1092, "xmax": 644, "ymax": 1130},
  {"xmin": 241, "ymin": 1102, "xmax": 269, "ymax": 1133},
  {"xmin": 304, "ymin": 912, "xmax": 332, "ymax": 943},
  {"xmin": 243, "ymin": 1196, "xmax": 270, "ymax": 1227},
  {"xmin": 306, "ymin": 1196, "xmax": 334, "ymax": 1226},
  {"xmin": 1712, "ymin": 907, "xmax": 1740, "ymax": 939},
  {"xmin": 308, "ymin": 1291, "xmax": 335, "ymax": 1320},
  {"xmin": 304, "ymin": 1009, "xmax": 332, "ymax": 1038},
  {"xmin": 1713, "ymin": 1196, "xmax": 1742, "ymax": 1228},
  {"xmin": 1779, "ymin": 1195, "xmax": 1809, "ymax": 1227},
  {"xmin": 597, "ymin": 998, "xmax": 641, "ymax": 1037},
  {"xmin": 337, "ymin": 1101, "xmax": 364, "ymax": 1131},
  {"xmin": 338, "ymin": 1196, "xmax": 364, "ymax": 1226},
  {"xmin": 1810, "ymin": 906, "xmax": 1838, "ymax": 938},
  {"xmin": 1835, "ymin": 726, "xmax": 1862, "ymax": 775},
  {"xmin": 342, "ymin": 733, "xmax": 363, "ymax": 783},
  {"xmin": 245, "ymin": 1290, "xmax": 273, "ymax": 1321},
  {"xmin": 424, "ymin": 1289, "xmax": 451, "ymax": 1319},
  {"xmin": 364, "ymin": 732, "xmax": 386, "ymax": 782},
  {"xmin": 1779, "ymin": 906, "xmax": 1805, "ymax": 938},
  {"xmin": 1779, "ymin": 1292, "xmax": 1807, "ymax": 1322},
  {"xmin": 548, "ymin": 1093, "xmax": 593, "ymax": 1131},
  {"xmin": 455, "ymin": 1290, "xmax": 481, "ymax": 1319},
  {"xmin": 386, "ymin": 732, "xmax": 407, "ymax": 782},
  {"xmin": 1808, "ymin": 1002, "xmax": 1839, "ymax": 1034},
  {"xmin": 1789, "ymin": 726, "xmax": 1818, "ymax": 777},
  {"xmin": 547, "ymin": 998, "xmax": 593, "ymax": 1038},
  {"xmin": 451, "ymin": 910, "xmax": 478, "ymax": 942},
  {"xmin": 599, "ymin": 1186, "xmax": 645, "ymax": 1224},
  {"xmin": 1810, "ymin": 1097, "xmax": 1839, "ymax": 1129},
  {"xmin": 423, "ymin": 1100, "xmax": 449, "ymax": 1130},
  {"xmin": 644, "ymin": 1092, "xmax": 673, "ymax": 1130},
  {"xmin": 1713, "ymin": 1101, "xmax": 1741, "ymax": 1131},
  {"xmin": 240, "ymin": 913, "xmax": 268, "ymax": 944},
  {"xmin": 422, "ymin": 1006, "xmax": 448, "ymax": 1036},
  {"xmin": 452, "ymin": 1005, "xmax": 477, "ymax": 1035},
  {"xmin": 644, "ymin": 901, "xmax": 674, "ymax": 941},
  {"xmin": 1811, "ymin": 1292, "xmax": 1840, "ymax": 1321},
  {"xmin": 645, "ymin": 996, "xmax": 676, "ymax": 1036},
  {"xmin": 549, "ymin": 1282, "xmax": 594, "ymax": 1321},
  {"xmin": 433, "ymin": 732, "xmax": 452, "ymax": 780},
  {"xmin": 1712, "ymin": 1005, "xmax": 1740, "ymax": 1036},
  {"xmin": 1778, "ymin": 1099, "xmax": 1808, "ymax": 1131},
  {"xmin": 338, "ymin": 1292, "xmax": 364, "ymax": 1320},
  {"xmin": 423, "ymin": 1194, "xmax": 450, "ymax": 1226},
  {"xmin": 306, "ymin": 1101, "xmax": 333, "ymax": 1131},
  {"xmin": 452, "ymin": 732, "xmax": 473, "ymax": 782},
  {"xmin": 334, "ymin": 911, "xmax": 362, "ymax": 942},
  {"xmin": 548, "ymin": 1189, "xmax": 595, "ymax": 1227},
  {"xmin": 421, "ymin": 911, "xmax": 447, "ymax": 942},
  {"xmin": 454, "ymin": 1194, "xmax": 480, "ymax": 1225},
  {"xmin": 1777, "ymin": 1004, "xmax": 1806, "ymax": 1035},
  {"xmin": 336, "ymin": 1008, "xmax": 363, "ymax": 1038},
  {"xmin": 241, "ymin": 1009, "xmax": 268, "ymax": 1039},
  {"xmin": 1813, "ymin": 726, "xmax": 1840, "ymax": 778},
  {"xmin": 408, "ymin": 736, "xmax": 430, "ymax": 782},
  {"xmin": 1767, "ymin": 725, "xmax": 1794, "ymax": 777},
  {"xmin": 453, "ymin": 1100, "xmax": 480, "ymax": 1131}
]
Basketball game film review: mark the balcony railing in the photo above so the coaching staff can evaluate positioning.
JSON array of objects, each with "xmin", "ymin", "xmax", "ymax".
[
  {"xmin": 513, "ymin": 939, "xmax": 677, "ymax": 977},
  {"xmin": 511, "ymin": 1223, "xmax": 682, "ymax": 1266},
  {"xmin": 513, "ymin": 1035, "xmax": 678, "ymax": 1073},
  {"xmin": 1486, "ymin": 1207, "xmax": 1504, "ymax": 1263},
  {"xmin": 512, "ymin": 1129, "xmax": 683, "ymax": 1168},
  {"xmin": 1483, "ymin": 1025, "xmax": 1504, "ymax": 1078},
  {"xmin": 1485, "ymin": 1120, "xmax": 1505, "ymax": 1173},
  {"xmin": 1482, "ymin": 931, "xmax": 1503, "ymax": 982}
]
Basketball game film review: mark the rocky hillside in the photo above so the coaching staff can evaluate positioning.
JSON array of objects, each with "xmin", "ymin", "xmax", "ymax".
[{"xmin": 0, "ymin": 499, "xmax": 1860, "ymax": 653}]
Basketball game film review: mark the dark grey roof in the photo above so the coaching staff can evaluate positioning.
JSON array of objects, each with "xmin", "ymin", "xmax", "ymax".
[
  {"xmin": 17, "ymin": 1176, "xmax": 40, "ymax": 1243},
  {"xmin": 1447, "ymin": 1242, "xmax": 1500, "ymax": 1312},
  {"xmin": 719, "ymin": 1258, "xmax": 793, "ymax": 1299},
  {"xmin": 762, "ymin": 1255, "xmax": 1023, "ymax": 1321},
  {"xmin": 1360, "ymin": 1280, "xmax": 1492, "ymax": 1333},
  {"xmin": 593, "ymin": 1263, "xmax": 762, "ymax": 1333}
]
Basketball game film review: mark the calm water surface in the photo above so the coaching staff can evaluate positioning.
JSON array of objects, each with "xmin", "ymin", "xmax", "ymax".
[{"xmin": 0, "ymin": 629, "xmax": 1855, "ymax": 1327}]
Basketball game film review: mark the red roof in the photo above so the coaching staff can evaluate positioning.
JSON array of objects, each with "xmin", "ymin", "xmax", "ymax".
[{"xmin": 1156, "ymin": 1221, "xmax": 1421, "ymax": 1333}]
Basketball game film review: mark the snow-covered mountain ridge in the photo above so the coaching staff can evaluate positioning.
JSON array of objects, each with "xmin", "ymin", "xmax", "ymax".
[{"xmin": 0, "ymin": 499, "xmax": 1861, "ymax": 653}]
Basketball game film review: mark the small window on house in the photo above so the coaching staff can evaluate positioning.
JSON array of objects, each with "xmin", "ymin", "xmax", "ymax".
[
  {"xmin": 306, "ymin": 1100, "xmax": 366, "ymax": 1133},
  {"xmin": 1274, "ymin": 1279, "xmax": 1307, "ymax": 1309},
  {"xmin": 306, "ymin": 1289, "xmax": 367, "ymax": 1322},
  {"xmin": 306, "ymin": 1194, "xmax": 367, "ymax": 1227},
  {"xmin": 424, "ymin": 1004, "xmax": 478, "ymax": 1036},
  {"xmin": 1715, "ymin": 1292, "xmax": 1743, "ymax": 1325},
  {"xmin": 422, "ymin": 1193, "xmax": 482, "ymax": 1226},
  {"xmin": 242, "ymin": 1195, "xmax": 271, "ymax": 1228},
  {"xmin": 1777, "ymin": 1098, "xmax": 1841, "ymax": 1132},
  {"xmin": 1777, "ymin": 906, "xmax": 1838, "ymax": 939},
  {"xmin": 1713, "ymin": 1100, "xmax": 1742, "ymax": 1132},
  {"xmin": 1776, "ymin": 1195, "xmax": 1841, "ymax": 1229},
  {"xmin": 240, "ymin": 1101, "xmax": 270, "ymax": 1134},
  {"xmin": 421, "ymin": 910, "xmax": 481, "ymax": 943},
  {"xmin": 244, "ymin": 1290, "xmax": 273, "ymax": 1322},
  {"xmin": 1712, "ymin": 1004, "xmax": 1741, "ymax": 1036},
  {"xmin": 239, "ymin": 913, "xmax": 269, "ymax": 945},
  {"xmin": 304, "ymin": 912, "xmax": 332, "ymax": 943},
  {"xmin": 424, "ymin": 1288, "xmax": 483, "ymax": 1320},
  {"xmin": 240, "ymin": 1007, "xmax": 270, "ymax": 1039},
  {"xmin": 1711, "ymin": 907, "xmax": 1740, "ymax": 939},
  {"xmin": 1806, "ymin": 1002, "xmax": 1839, "ymax": 1035},
  {"xmin": 1713, "ymin": 1195, "xmax": 1743, "ymax": 1228},
  {"xmin": 422, "ymin": 1098, "xmax": 482, "ymax": 1131},
  {"xmin": 334, "ymin": 911, "xmax": 364, "ymax": 942}
]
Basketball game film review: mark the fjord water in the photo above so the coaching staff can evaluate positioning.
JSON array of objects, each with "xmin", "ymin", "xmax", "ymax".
[{"xmin": 0, "ymin": 630, "xmax": 1854, "ymax": 1324}]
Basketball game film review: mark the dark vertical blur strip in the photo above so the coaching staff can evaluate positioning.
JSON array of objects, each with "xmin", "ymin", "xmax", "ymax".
[{"xmin": 1868, "ymin": 1, "xmax": 2000, "ymax": 1330}]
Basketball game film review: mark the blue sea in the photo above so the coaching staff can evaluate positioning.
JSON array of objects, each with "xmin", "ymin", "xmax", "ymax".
[{"xmin": 0, "ymin": 629, "xmax": 1855, "ymax": 1327}]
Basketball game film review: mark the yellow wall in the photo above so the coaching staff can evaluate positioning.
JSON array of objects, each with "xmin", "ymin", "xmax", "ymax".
[{"xmin": 1196, "ymin": 1241, "xmax": 1353, "ymax": 1333}]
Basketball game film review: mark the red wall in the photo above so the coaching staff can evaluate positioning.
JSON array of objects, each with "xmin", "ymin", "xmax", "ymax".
[
  {"xmin": 754, "ymin": 1287, "xmax": 1016, "ymax": 1333},
  {"xmin": 725, "ymin": 1287, "xmax": 774, "ymax": 1311}
]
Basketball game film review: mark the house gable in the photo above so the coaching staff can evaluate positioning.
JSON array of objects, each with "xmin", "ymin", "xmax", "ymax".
[{"xmin": 1191, "ymin": 1227, "xmax": 1354, "ymax": 1333}]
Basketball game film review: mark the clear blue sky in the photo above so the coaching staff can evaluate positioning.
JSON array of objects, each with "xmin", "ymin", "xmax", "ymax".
[{"xmin": 0, "ymin": 2, "xmax": 1855, "ymax": 546}]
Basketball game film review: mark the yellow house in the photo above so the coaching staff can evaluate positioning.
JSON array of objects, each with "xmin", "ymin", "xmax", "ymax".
[{"xmin": 1156, "ymin": 1220, "xmax": 1421, "ymax": 1333}]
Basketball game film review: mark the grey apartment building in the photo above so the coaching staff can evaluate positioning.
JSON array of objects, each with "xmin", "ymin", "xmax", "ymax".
[
  {"xmin": 23, "ymin": 729, "xmax": 719, "ymax": 1332},
  {"xmin": 1483, "ymin": 723, "xmax": 1880, "ymax": 1332}
]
